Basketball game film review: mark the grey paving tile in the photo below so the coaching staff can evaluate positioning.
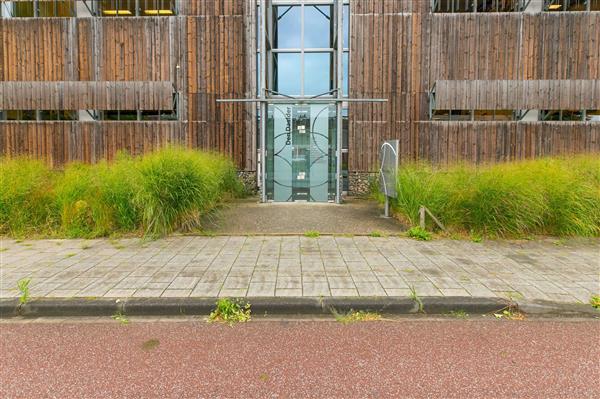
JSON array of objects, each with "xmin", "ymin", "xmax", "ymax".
[
  {"xmin": 191, "ymin": 283, "xmax": 222, "ymax": 297},
  {"xmin": 167, "ymin": 277, "xmax": 199, "ymax": 290},
  {"xmin": 247, "ymin": 282, "xmax": 276, "ymax": 297},
  {"xmin": 303, "ymin": 282, "xmax": 330, "ymax": 296},
  {"xmin": 275, "ymin": 288, "xmax": 303, "ymax": 297},
  {"xmin": 161, "ymin": 289, "xmax": 192, "ymax": 297},
  {"xmin": 330, "ymin": 288, "xmax": 358, "ymax": 296}
]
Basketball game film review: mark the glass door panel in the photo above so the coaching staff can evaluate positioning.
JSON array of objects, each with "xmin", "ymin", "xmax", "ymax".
[{"xmin": 266, "ymin": 103, "xmax": 337, "ymax": 202}]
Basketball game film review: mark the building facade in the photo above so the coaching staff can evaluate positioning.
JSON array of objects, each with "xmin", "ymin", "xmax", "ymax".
[{"xmin": 1, "ymin": 0, "xmax": 599, "ymax": 201}]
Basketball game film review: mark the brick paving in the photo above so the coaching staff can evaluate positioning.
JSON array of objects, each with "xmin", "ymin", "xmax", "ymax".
[{"xmin": 0, "ymin": 236, "xmax": 598, "ymax": 303}]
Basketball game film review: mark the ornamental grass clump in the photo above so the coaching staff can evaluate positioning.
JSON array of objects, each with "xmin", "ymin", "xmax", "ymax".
[
  {"xmin": 0, "ymin": 147, "xmax": 242, "ymax": 238},
  {"xmin": 0, "ymin": 158, "xmax": 57, "ymax": 237},
  {"xmin": 54, "ymin": 156, "xmax": 139, "ymax": 238},
  {"xmin": 391, "ymin": 156, "xmax": 600, "ymax": 238}
]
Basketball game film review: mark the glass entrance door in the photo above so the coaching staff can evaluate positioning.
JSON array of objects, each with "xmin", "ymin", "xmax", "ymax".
[{"xmin": 266, "ymin": 103, "xmax": 337, "ymax": 202}]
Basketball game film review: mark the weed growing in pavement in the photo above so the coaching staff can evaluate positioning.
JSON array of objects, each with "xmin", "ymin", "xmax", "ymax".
[
  {"xmin": 65, "ymin": 253, "xmax": 76, "ymax": 258},
  {"xmin": 0, "ymin": 247, "xmax": 7, "ymax": 252},
  {"xmin": 409, "ymin": 285, "xmax": 424, "ymax": 313},
  {"xmin": 81, "ymin": 242, "xmax": 92, "ymax": 250},
  {"xmin": 369, "ymin": 231, "xmax": 384, "ymax": 238},
  {"xmin": 590, "ymin": 295, "xmax": 600, "ymax": 309},
  {"xmin": 493, "ymin": 307, "xmax": 525, "ymax": 321},
  {"xmin": 448, "ymin": 310, "xmax": 469, "ymax": 319},
  {"xmin": 406, "ymin": 226, "xmax": 432, "ymax": 241},
  {"xmin": 470, "ymin": 233, "xmax": 483, "ymax": 243},
  {"xmin": 331, "ymin": 308, "xmax": 382, "ymax": 324},
  {"xmin": 111, "ymin": 311, "xmax": 129, "ymax": 325},
  {"xmin": 304, "ymin": 230, "xmax": 320, "ymax": 238},
  {"xmin": 141, "ymin": 339, "xmax": 160, "ymax": 351},
  {"xmin": 209, "ymin": 298, "xmax": 251, "ymax": 325},
  {"xmin": 17, "ymin": 278, "xmax": 31, "ymax": 305}
]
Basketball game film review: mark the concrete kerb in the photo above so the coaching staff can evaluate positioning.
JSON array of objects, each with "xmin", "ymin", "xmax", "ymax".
[{"xmin": 3, "ymin": 296, "xmax": 596, "ymax": 318}]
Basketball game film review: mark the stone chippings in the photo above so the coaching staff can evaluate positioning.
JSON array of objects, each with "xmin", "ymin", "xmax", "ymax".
[{"xmin": 0, "ymin": 236, "xmax": 598, "ymax": 304}]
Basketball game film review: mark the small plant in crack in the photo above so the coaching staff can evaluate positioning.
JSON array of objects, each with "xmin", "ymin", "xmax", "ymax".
[
  {"xmin": 590, "ymin": 295, "xmax": 600, "ymax": 309},
  {"xmin": 331, "ymin": 307, "xmax": 382, "ymax": 324},
  {"xmin": 493, "ymin": 306, "xmax": 525, "ymax": 321},
  {"xmin": 112, "ymin": 311, "xmax": 129, "ymax": 325},
  {"xmin": 448, "ymin": 310, "xmax": 469, "ymax": 319},
  {"xmin": 409, "ymin": 285, "xmax": 424, "ymax": 313},
  {"xmin": 369, "ymin": 231, "xmax": 384, "ymax": 238},
  {"xmin": 17, "ymin": 278, "xmax": 31, "ymax": 305},
  {"xmin": 406, "ymin": 226, "xmax": 432, "ymax": 241},
  {"xmin": 209, "ymin": 298, "xmax": 251, "ymax": 325},
  {"xmin": 304, "ymin": 230, "xmax": 320, "ymax": 238}
]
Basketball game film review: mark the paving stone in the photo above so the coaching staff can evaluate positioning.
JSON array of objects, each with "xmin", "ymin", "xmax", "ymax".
[
  {"xmin": 191, "ymin": 283, "xmax": 222, "ymax": 297},
  {"xmin": 104, "ymin": 289, "xmax": 136, "ymax": 297},
  {"xmin": 275, "ymin": 288, "xmax": 303, "ymax": 297},
  {"xmin": 247, "ymin": 282, "xmax": 276, "ymax": 297},
  {"xmin": 277, "ymin": 276, "xmax": 302, "ymax": 289},
  {"xmin": 161, "ymin": 289, "xmax": 192, "ymax": 297},
  {"xmin": 355, "ymin": 282, "xmax": 386, "ymax": 297},
  {"xmin": 1, "ymin": 236, "xmax": 596, "ymax": 302},
  {"xmin": 327, "ymin": 276, "xmax": 355, "ymax": 289},
  {"xmin": 167, "ymin": 277, "xmax": 199, "ymax": 290},
  {"xmin": 303, "ymin": 282, "xmax": 330, "ymax": 296},
  {"xmin": 219, "ymin": 288, "xmax": 248, "ymax": 297}
]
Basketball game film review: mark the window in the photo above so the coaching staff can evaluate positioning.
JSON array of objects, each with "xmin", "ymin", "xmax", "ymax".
[
  {"xmin": 0, "ymin": 1, "xmax": 76, "ymax": 17},
  {"xmin": 257, "ymin": 1, "xmax": 349, "ymax": 97},
  {"xmin": 540, "ymin": 110, "xmax": 585, "ymax": 121},
  {"xmin": 100, "ymin": 109, "xmax": 177, "ymax": 121},
  {"xmin": 544, "ymin": 0, "xmax": 598, "ymax": 10},
  {"xmin": 2, "ymin": 111, "xmax": 36, "ymax": 120},
  {"xmin": 432, "ymin": 0, "xmax": 525, "ymax": 12},
  {"xmin": 38, "ymin": 1, "xmax": 75, "ymax": 16},
  {"xmin": 586, "ymin": 110, "xmax": 600, "ymax": 122},
  {"xmin": 0, "ymin": 110, "xmax": 77, "ymax": 120},
  {"xmin": 91, "ymin": 0, "xmax": 175, "ymax": 16},
  {"xmin": 432, "ymin": 110, "xmax": 521, "ymax": 121},
  {"xmin": 272, "ymin": 4, "xmax": 334, "ymax": 96}
]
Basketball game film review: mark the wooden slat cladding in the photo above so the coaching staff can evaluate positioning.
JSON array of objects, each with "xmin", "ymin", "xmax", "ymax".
[
  {"xmin": 180, "ymin": 0, "xmax": 244, "ymax": 16},
  {"xmin": 0, "ymin": 81, "xmax": 174, "ymax": 110},
  {"xmin": 349, "ymin": 6, "xmax": 600, "ymax": 171},
  {"xmin": 435, "ymin": 80, "xmax": 600, "ymax": 110},
  {"xmin": 186, "ymin": 13, "xmax": 250, "ymax": 169},
  {"xmin": 416, "ymin": 122, "xmax": 600, "ymax": 165},
  {"xmin": 97, "ymin": 18, "xmax": 173, "ymax": 81},
  {"xmin": 0, "ymin": 18, "xmax": 75, "ymax": 81},
  {"xmin": 431, "ymin": 13, "xmax": 600, "ymax": 81},
  {"xmin": 0, "ymin": 121, "xmax": 184, "ymax": 166}
]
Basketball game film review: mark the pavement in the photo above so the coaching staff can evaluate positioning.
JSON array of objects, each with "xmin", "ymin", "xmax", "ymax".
[
  {"xmin": 1, "ymin": 318, "xmax": 599, "ymax": 398},
  {"xmin": 201, "ymin": 197, "xmax": 405, "ymax": 235},
  {"xmin": 0, "ymin": 235, "xmax": 598, "ymax": 315}
]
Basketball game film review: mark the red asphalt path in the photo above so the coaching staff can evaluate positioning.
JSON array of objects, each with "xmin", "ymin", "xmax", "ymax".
[{"xmin": 1, "ymin": 319, "xmax": 599, "ymax": 398}]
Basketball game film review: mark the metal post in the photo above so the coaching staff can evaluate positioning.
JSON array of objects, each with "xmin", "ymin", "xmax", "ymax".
[
  {"xmin": 260, "ymin": 0, "xmax": 268, "ymax": 203},
  {"xmin": 384, "ymin": 197, "xmax": 390, "ymax": 218},
  {"xmin": 335, "ymin": 0, "xmax": 343, "ymax": 204}
]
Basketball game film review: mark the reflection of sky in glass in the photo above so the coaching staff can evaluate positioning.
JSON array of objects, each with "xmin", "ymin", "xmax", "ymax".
[
  {"xmin": 276, "ymin": 53, "xmax": 301, "ymax": 95},
  {"xmin": 304, "ymin": 6, "xmax": 331, "ymax": 48},
  {"xmin": 343, "ymin": 52, "xmax": 348, "ymax": 95},
  {"xmin": 304, "ymin": 53, "xmax": 331, "ymax": 95},
  {"xmin": 343, "ymin": 5, "xmax": 349, "ymax": 48},
  {"xmin": 275, "ymin": 6, "xmax": 301, "ymax": 49}
]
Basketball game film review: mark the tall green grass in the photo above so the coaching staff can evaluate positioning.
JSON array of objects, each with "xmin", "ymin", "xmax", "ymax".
[
  {"xmin": 391, "ymin": 156, "xmax": 600, "ymax": 237},
  {"xmin": 0, "ymin": 158, "xmax": 57, "ymax": 237},
  {"xmin": 0, "ymin": 147, "xmax": 243, "ymax": 238}
]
